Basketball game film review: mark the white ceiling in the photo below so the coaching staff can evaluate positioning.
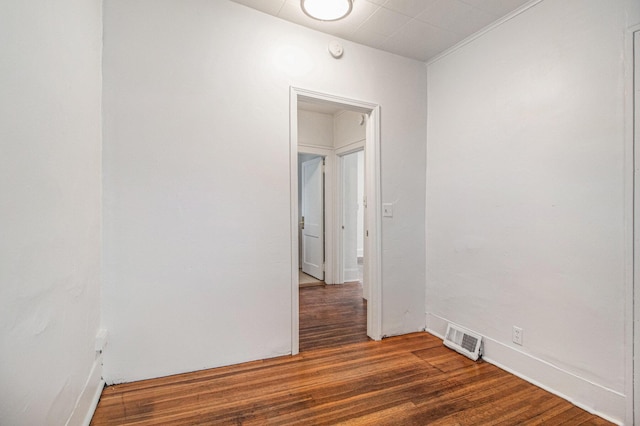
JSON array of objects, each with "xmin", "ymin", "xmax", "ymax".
[{"xmin": 228, "ymin": 0, "xmax": 534, "ymax": 62}]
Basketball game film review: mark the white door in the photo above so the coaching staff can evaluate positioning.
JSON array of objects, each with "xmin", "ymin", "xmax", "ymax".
[{"xmin": 301, "ymin": 156, "xmax": 324, "ymax": 280}]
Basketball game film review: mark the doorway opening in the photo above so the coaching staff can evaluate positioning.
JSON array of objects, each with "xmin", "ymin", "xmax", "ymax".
[{"xmin": 290, "ymin": 87, "xmax": 382, "ymax": 355}]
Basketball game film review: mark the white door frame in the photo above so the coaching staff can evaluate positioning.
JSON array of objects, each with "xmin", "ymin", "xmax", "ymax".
[
  {"xmin": 627, "ymin": 25, "xmax": 640, "ymax": 426},
  {"xmin": 290, "ymin": 87, "xmax": 382, "ymax": 354}
]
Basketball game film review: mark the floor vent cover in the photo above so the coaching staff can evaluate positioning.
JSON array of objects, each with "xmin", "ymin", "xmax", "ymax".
[{"xmin": 443, "ymin": 323, "xmax": 483, "ymax": 361}]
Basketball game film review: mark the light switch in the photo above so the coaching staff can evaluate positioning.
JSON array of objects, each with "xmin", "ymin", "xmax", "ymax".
[{"xmin": 383, "ymin": 203, "xmax": 393, "ymax": 217}]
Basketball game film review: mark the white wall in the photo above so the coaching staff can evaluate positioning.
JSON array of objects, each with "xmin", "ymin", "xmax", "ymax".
[
  {"xmin": 334, "ymin": 111, "xmax": 366, "ymax": 150},
  {"xmin": 102, "ymin": 0, "xmax": 427, "ymax": 383},
  {"xmin": 0, "ymin": 0, "xmax": 103, "ymax": 424},
  {"xmin": 426, "ymin": 0, "xmax": 639, "ymax": 422},
  {"xmin": 298, "ymin": 110, "xmax": 334, "ymax": 147}
]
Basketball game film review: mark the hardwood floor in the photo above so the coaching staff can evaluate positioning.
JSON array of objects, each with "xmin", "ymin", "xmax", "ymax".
[
  {"xmin": 91, "ymin": 284, "xmax": 612, "ymax": 425},
  {"xmin": 299, "ymin": 282, "xmax": 368, "ymax": 352}
]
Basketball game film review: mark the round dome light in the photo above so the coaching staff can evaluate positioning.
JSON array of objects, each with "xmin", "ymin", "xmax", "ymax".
[{"xmin": 301, "ymin": 0, "xmax": 353, "ymax": 22}]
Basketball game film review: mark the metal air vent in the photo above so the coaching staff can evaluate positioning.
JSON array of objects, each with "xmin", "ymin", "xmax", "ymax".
[{"xmin": 443, "ymin": 323, "xmax": 483, "ymax": 361}]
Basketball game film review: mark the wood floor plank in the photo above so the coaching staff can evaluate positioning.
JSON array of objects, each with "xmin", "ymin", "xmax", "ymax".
[
  {"xmin": 91, "ymin": 283, "xmax": 613, "ymax": 425},
  {"xmin": 299, "ymin": 282, "xmax": 368, "ymax": 352}
]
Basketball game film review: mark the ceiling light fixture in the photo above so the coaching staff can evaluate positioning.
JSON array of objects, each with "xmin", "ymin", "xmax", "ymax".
[{"xmin": 301, "ymin": 0, "xmax": 353, "ymax": 22}]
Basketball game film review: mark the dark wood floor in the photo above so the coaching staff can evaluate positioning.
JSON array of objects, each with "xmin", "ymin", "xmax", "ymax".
[
  {"xmin": 91, "ymin": 283, "xmax": 612, "ymax": 425},
  {"xmin": 300, "ymin": 282, "xmax": 368, "ymax": 352}
]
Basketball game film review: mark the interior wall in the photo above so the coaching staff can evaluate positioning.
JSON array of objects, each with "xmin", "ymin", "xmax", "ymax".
[
  {"xmin": 334, "ymin": 111, "xmax": 365, "ymax": 150},
  {"xmin": 298, "ymin": 110, "xmax": 334, "ymax": 147},
  {"xmin": 425, "ymin": 0, "xmax": 639, "ymax": 422},
  {"xmin": 0, "ymin": 0, "xmax": 103, "ymax": 424},
  {"xmin": 102, "ymin": 0, "xmax": 427, "ymax": 383}
]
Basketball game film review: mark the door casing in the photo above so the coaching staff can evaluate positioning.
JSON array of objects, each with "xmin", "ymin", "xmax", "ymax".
[
  {"xmin": 631, "ymin": 26, "xmax": 640, "ymax": 426},
  {"xmin": 290, "ymin": 87, "xmax": 382, "ymax": 354},
  {"xmin": 626, "ymin": 25, "xmax": 640, "ymax": 426}
]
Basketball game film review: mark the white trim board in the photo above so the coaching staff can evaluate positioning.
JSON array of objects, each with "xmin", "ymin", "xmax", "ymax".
[
  {"xmin": 335, "ymin": 139, "xmax": 365, "ymax": 156},
  {"xmin": 65, "ymin": 356, "xmax": 104, "ymax": 426},
  {"xmin": 298, "ymin": 143, "xmax": 337, "ymax": 152},
  {"xmin": 628, "ymin": 24, "xmax": 640, "ymax": 426},
  {"xmin": 426, "ymin": 313, "xmax": 625, "ymax": 425}
]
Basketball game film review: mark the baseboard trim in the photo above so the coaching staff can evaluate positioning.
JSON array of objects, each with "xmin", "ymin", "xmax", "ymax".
[
  {"xmin": 66, "ymin": 356, "xmax": 105, "ymax": 426},
  {"xmin": 426, "ymin": 313, "xmax": 625, "ymax": 425}
]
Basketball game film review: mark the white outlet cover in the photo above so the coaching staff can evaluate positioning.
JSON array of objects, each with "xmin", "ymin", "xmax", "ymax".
[{"xmin": 513, "ymin": 326, "xmax": 523, "ymax": 345}]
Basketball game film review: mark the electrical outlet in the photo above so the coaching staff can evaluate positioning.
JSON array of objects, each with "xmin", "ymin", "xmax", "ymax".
[{"xmin": 513, "ymin": 326, "xmax": 523, "ymax": 346}]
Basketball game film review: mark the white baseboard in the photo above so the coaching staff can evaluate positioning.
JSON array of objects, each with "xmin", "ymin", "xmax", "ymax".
[
  {"xmin": 426, "ymin": 313, "xmax": 626, "ymax": 425},
  {"xmin": 66, "ymin": 355, "xmax": 105, "ymax": 426}
]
